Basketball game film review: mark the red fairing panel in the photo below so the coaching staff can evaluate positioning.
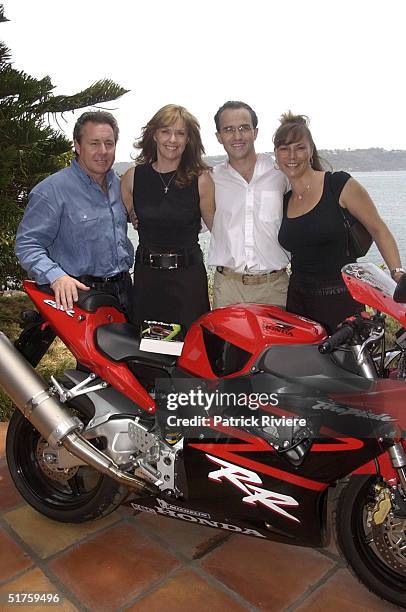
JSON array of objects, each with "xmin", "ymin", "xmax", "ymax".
[
  {"xmin": 23, "ymin": 281, "xmax": 156, "ymax": 413},
  {"xmin": 178, "ymin": 303, "xmax": 326, "ymax": 378},
  {"xmin": 342, "ymin": 263, "xmax": 406, "ymax": 326}
]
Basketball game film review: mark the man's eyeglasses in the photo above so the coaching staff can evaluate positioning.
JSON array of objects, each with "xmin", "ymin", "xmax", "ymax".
[{"xmin": 221, "ymin": 124, "xmax": 253, "ymax": 135}]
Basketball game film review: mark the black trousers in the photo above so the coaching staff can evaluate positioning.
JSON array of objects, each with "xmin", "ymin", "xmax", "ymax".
[
  {"xmin": 78, "ymin": 272, "xmax": 133, "ymax": 316},
  {"xmin": 287, "ymin": 274, "xmax": 363, "ymax": 334},
  {"xmin": 131, "ymin": 261, "xmax": 209, "ymax": 331}
]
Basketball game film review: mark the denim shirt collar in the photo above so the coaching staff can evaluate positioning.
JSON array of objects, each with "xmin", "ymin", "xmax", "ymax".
[{"xmin": 71, "ymin": 158, "xmax": 115, "ymax": 190}]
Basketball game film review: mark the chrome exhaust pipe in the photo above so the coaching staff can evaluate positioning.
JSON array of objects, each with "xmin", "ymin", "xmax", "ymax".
[
  {"xmin": 0, "ymin": 332, "xmax": 81, "ymax": 445},
  {"xmin": 0, "ymin": 332, "xmax": 155, "ymax": 493},
  {"xmin": 63, "ymin": 431, "xmax": 156, "ymax": 491}
]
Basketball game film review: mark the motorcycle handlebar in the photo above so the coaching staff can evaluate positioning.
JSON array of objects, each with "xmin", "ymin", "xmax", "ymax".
[{"xmin": 318, "ymin": 324, "xmax": 354, "ymax": 354}]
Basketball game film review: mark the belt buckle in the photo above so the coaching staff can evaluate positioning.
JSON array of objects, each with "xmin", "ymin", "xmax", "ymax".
[
  {"xmin": 149, "ymin": 253, "xmax": 178, "ymax": 269},
  {"xmin": 242, "ymin": 272, "xmax": 270, "ymax": 285}
]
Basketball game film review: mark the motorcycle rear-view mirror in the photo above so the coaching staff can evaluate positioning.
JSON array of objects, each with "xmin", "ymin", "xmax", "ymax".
[{"xmin": 393, "ymin": 273, "xmax": 406, "ymax": 303}]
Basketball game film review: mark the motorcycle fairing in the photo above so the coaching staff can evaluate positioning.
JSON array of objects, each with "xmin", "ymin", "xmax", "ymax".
[
  {"xmin": 342, "ymin": 262, "xmax": 406, "ymax": 325},
  {"xmin": 257, "ymin": 343, "xmax": 369, "ymax": 381},
  {"xmin": 178, "ymin": 303, "xmax": 326, "ymax": 378},
  {"xmin": 127, "ymin": 494, "xmax": 274, "ymax": 540},
  {"xmin": 22, "ymin": 281, "xmax": 156, "ymax": 412},
  {"xmin": 124, "ymin": 425, "xmax": 388, "ymax": 548}
]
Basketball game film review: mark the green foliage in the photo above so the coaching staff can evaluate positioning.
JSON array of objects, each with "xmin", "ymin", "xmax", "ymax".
[{"xmin": 0, "ymin": 5, "xmax": 129, "ymax": 289}]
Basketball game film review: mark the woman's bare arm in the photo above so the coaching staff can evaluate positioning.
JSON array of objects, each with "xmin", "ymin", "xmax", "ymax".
[
  {"xmin": 340, "ymin": 178, "xmax": 402, "ymax": 280},
  {"xmin": 120, "ymin": 167, "xmax": 137, "ymax": 228},
  {"xmin": 198, "ymin": 170, "xmax": 215, "ymax": 231}
]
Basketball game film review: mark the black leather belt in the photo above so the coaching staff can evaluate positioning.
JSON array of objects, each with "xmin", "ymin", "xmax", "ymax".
[
  {"xmin": 136, "ymin": 248, "xmax": 203, "ymax": 269},
  {"xmin": 79, "ymin": 271, "xmax": 128, "ymax": 284}
]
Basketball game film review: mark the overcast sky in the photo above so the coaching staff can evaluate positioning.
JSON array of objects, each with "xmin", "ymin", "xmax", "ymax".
[{"xmin": 2, "ymin": 0, "xmax": 405, "ymax": 161}]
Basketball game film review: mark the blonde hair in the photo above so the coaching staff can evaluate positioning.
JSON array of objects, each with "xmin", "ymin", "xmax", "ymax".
[{"xmin": 134, "ymin": 104, "xmax": 209, "ymax": 187}]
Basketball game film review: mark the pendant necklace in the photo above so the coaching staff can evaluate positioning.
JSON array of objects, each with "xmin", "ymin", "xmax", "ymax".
[
  {"xmin": 293, "ymin": 170, "xmax": 316, "ymax": 200},
  {"xmin": 293, "ymin": 183, "xmax": 311, "ymax": 200},
  {"xmin": 157, "ymin": 170, "xmax": 176, "ymax": 194}
]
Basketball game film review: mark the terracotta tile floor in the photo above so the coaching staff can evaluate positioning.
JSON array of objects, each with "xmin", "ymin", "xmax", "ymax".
[{"xmin": 0, "ymin": 422, "xmax": 401, "ymax": 611}]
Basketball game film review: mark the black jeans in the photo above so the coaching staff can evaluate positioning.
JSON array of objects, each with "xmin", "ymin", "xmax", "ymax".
[{"xmin": 78, "ymin": 272, "xmax": 133, "ymax": 317}]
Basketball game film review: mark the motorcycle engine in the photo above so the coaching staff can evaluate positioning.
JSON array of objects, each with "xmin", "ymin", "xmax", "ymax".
[{"xmin": 82, "ymin": 415, "xmax": 183, "ymax": 495}]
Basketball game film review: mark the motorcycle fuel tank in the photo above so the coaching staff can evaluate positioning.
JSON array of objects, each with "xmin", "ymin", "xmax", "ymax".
[{"xmin": 178, "ymin": 304, "xmax": 326, "ymax": 378}]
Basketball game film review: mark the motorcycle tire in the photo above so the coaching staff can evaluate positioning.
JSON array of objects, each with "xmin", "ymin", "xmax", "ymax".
[
  {"xmin": 336, "ymin": 475, "xmax": 406, "ymax": 608},
  {"xmin": 6, "ymin": 397, "xmax": 129, "ymax": 523}
]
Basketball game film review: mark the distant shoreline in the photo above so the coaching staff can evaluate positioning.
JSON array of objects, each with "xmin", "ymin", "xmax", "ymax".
[{"xmin": 115, "ymin": 149, "xmax": 406, "ymax": 175}]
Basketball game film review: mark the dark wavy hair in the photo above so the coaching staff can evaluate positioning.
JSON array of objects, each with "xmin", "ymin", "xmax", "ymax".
[
  {"xmin": 134, "ymin": 104, "xmax": 209, "ymax": 187},
  {"xmin": 73, "ymin": 111, "xmax": 119, "ymax": 144},
  {"xmin": 273, "ymin": 112, "xmax": 325, "ymax": 171}
]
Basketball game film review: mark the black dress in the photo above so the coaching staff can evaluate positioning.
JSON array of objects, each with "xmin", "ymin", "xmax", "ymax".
[
  {"xmin": 278, "ymin": 171, "xmax": 363, "ymax": 333},
  {"xmin": 131, "ymin": 164, "xmax": 209, "ymax": 331}
]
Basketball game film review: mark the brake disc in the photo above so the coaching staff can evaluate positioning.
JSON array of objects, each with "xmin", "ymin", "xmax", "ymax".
[
  {"xmin": 372, "ymin": 515, "xmax": 406, "ymax": 576},
  {"xmin": 36, "ymin": 439, "xmax": 79, "ymax": 482}
]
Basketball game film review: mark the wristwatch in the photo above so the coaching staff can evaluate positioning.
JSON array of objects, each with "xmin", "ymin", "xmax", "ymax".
[{"xmin": 390, "ymin": 267, "xmax": 405, "ymax": 279}]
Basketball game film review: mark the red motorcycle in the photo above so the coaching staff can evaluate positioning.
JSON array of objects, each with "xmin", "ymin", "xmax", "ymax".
[{"xmin": 0, "ymin": 262, "xmax": 405, "ymax": 607}]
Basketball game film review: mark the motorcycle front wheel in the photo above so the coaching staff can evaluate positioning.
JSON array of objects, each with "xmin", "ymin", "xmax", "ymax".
[
  {"xmin": 336, "ymin": 475, "xmax": 406, "ymax": 608},
  {"xmin": 6, "ymin": 398, "xmax": 129, "ymax": 523}
]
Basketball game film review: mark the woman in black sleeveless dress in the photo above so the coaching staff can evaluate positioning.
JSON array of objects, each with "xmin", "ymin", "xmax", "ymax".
[
  {"xmin": 121, "ymin": 104, "xmax": 215, "ymax": 331},
  {"xmin": 274, "ymin": 113, "xmax": 403, "ymax": 333}
]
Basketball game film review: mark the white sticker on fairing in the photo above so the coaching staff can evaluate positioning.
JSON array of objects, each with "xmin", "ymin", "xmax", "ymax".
[
  {"xmin": 206, "ymin": 454, "xmax": 300, "ymax": 523},
  {"xmin": 43, "ymin": 299, "xmax": 75, "ymax": 317},
  {"xmin": 156, "ymin": 498, "xmax": 211, "ymax": 518},
  {"xmin": 131, "ymin": 502, "xmax": 266, "ymax": 538}
]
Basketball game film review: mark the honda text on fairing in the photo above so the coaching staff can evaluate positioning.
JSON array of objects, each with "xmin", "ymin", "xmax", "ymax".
[{"xmin": 0, "ymin": 263, "xmax": 405, "ymax": 607}]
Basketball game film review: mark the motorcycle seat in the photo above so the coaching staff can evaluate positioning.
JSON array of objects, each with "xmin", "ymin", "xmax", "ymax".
[
  {"xmin": 36, "ymin": 284, "xmax": 122, "ymax": 313},
  {"xmin": 95, "ymin": 323, "xmax": 177, "ymax": 367},
  {"xmin": 75, "ymin": 291, "xmax": 122, "ymax": 312}
]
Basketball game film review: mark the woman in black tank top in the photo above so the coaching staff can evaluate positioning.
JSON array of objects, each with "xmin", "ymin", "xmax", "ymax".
[
  {"xmin": 274, "ymin": 113, "xmax": 403, "ymax": 333},
  {"xmin": 121, "ymin": 105, "xmax": 215, "ymax": 331}
]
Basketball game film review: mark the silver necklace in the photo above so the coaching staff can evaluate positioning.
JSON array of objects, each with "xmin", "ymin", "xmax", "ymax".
[
  {"xmin": 293, "ymin": 183, "xmax": 311, "ymax": 200},
  {"xmin": 293, "ymin": 170, "xmax": 316, "ymax": 200},
  {"xmin": 157, "ymin": 170, "xmax": 176, "ymax": 194}
]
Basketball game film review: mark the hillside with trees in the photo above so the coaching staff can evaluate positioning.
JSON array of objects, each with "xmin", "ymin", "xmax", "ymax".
[
  {"xmin": 115, "ymin": 149, "xmax": 406, "ymax": 176},
  {"xmin": 205, "ymin": 149, "xmax": 406, "ymax": 172},
  {"xmin": 320, "ymin": 148, "xmax": 406, "ymax": 172}
]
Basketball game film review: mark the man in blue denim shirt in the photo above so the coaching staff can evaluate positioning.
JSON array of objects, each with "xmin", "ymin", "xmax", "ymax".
[{"xmin": 15, "ymin": 111, "xmax": 134, "ymax": 313}]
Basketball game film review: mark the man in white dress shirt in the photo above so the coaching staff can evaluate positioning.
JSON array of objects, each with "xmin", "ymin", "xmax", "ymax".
[{"xmin": 208, "ymin": 101, "xmax": 290, "ymax": 308}]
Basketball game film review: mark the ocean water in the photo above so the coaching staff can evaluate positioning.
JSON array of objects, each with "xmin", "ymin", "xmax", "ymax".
[
  {"xmin": 128, "ymin": 170, "xmax": 406, "ymax": 270},
  {"xmin": 352, "ymin": 171, "xmax": 406, "ymax": 267}
]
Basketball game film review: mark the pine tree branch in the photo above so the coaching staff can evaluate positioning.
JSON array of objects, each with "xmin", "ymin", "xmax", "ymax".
[
  {"xmin": 0, "ymin": 66, "xmax": 54, "ymax": 102},
  {"xmin": 0, "ymin": 4, "xmax": 9, "ymax": 23},
  {"xmin": 33, "ymin": 80, "xmax": 130, "ymax": 115},
  {"xmin": 0, "ymin": 41, "xmax": 11, "ymax": 67}
]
